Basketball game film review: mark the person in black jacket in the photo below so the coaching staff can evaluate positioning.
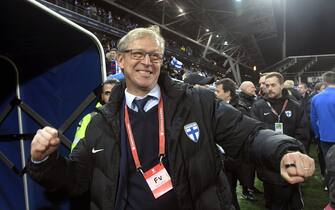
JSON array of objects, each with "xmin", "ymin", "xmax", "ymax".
[
  {"xmin": 238, "ymin": 81, "xmax": 263, "ymax": 195},
  {"xmin": 215, "ymin": 78, "xmax": 256, "ymax": 210},
  {"xmin": 27, "ymin": 26, "xmax": 315, "ymax": 210},
  {"xmin": 250, "ymin": 72, "xmax": 309, "ymax": 210},
  {"xmin": 239, "ymin": 81, "xmax": 256, "ymax": 114},
  {"xmin": 297, "ymin": 82, "xmax": 312, "ymax": 154}
]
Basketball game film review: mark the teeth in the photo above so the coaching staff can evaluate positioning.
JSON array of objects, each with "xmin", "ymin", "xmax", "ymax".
[{"xmin": 138, "ymin": 70, "xmax": 152, "ymax": 74}]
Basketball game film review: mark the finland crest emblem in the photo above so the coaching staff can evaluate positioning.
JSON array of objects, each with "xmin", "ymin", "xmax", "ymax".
[
  {"xmin": 285, "ymin": 110, "xmax": 292, "ymax": 118},
  {"xmin": 184, "ymin": 122, "xmax": 200, "ymax": 143}
]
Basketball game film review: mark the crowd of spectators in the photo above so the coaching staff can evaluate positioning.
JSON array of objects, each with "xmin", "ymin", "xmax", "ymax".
[{"xmin": 44, "ymin": 0, "xmax": 224, "ymax": 80}]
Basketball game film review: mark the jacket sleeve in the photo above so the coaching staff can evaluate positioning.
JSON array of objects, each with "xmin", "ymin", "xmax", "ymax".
[
  {"xmin": 250, "ymin": 101, "xmax": 261, "ymax": 120},
  {"xmin": 213, "ymin": 100, "xmax": 304, "ymax": 172},
  {"xmin": 27, "ymin": 118, "xmax": 97, "ymax": 196}
]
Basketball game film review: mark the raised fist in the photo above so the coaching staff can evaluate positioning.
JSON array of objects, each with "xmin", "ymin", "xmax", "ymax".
[{"xmin": 30, "ymin": 126, "xmax": 60, "ymax": 161}]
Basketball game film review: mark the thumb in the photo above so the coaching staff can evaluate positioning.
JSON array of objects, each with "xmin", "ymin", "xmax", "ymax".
[{"xmin": 284, "ymin": 175, "xmax": 305, "ymax": 185}]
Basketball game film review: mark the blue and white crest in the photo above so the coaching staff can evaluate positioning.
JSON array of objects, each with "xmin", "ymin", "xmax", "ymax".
[
  {"xmin": 184, "ymin": 122, "xmax": 200, "ymax": 143},
  {"xmin": 285, "ymin": 110, "xmax": 292, "ymax": 118}
]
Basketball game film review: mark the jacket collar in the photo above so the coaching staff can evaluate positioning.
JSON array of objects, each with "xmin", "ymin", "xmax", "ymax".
[
  {"xmin": 99, "ymin": 72, "xmax": 188, "ymax": 125},
  {"xmin": 239, "ymin": 92, "xmax": 255, "ymax": 102}
]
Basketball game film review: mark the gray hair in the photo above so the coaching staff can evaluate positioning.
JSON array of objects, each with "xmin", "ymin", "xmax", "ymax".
[
  {"xmin": 117, "ymin": 25, "xmax": 165, "ymax": 54},
  {"xmin": 323, "ymin": 71, "xmax": 335, "ymax": 85}
]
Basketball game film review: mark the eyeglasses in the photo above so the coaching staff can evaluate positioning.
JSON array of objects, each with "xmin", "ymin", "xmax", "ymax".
[{"xmin": 122, "ymin": 49, "xmax": 163, "ymax": 63}]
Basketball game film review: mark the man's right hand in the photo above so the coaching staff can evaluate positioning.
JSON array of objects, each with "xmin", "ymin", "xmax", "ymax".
[{"xmin": 31, "ymin": 126, "xmax": 60, "ymax": 161}]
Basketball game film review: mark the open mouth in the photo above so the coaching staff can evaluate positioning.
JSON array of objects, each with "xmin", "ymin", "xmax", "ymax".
[{"xmin": 136, "ymin": 70, "xmax": 153, "ymax": 75}]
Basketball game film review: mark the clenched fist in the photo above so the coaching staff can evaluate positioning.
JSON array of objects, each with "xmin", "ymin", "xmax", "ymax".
[
  {"xmin": 31, "ymin": 126, "xmax": 60, "ymax": 161},
  {"xmin": 280, "ymin": 151, "xmax": 315, "ymax": 184}
]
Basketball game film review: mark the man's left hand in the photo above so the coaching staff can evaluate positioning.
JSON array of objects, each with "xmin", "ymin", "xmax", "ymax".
[{"xmin": 280, "ymin": 151, "xmax": 315, "ymax": 184}]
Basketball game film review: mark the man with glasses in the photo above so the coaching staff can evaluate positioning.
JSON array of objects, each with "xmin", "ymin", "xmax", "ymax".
[{"xmin": 27, "ymin": 26, "xmax": 315, "ymax": 210}]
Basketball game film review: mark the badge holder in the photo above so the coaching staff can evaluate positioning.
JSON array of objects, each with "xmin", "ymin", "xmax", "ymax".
[
  {"xmin": 142, "ymin": 156, "xmax": 173, "ymax": 199},
  {"xmin": 125, "ymin": 99, "xmax": 173, "ymax": 199},
  {"xmin": 275, "ymin": 122, "xmax": 284, "ymax": 134}
]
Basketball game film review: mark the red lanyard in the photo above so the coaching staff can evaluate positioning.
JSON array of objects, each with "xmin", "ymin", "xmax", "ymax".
[
  {"xmin": 124, "ymin": 98, "xmax": 165, "ymax": 173},
  {"xmin": 266, "ymin": 99, "xmax": 288, "ymax": 122}
]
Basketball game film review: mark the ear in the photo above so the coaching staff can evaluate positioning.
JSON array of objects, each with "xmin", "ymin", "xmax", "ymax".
[{"xmin": 117, "ymin": 53, "xmax": 125, "ymax": 69}]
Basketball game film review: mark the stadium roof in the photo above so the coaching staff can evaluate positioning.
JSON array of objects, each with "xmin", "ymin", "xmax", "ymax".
[{"xmin": 103, "ymin": 0, "xmax": 335, "ymax": 78}]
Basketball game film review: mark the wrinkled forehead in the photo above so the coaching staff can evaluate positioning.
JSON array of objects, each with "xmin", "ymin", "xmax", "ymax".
[{"xmin": 128, "ymin": 36, "xmax": 162, "ymax": 52}]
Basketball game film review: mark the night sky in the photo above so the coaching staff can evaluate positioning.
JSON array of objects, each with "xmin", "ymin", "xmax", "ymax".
[{"xmin": 259, "ymin": 0, "xmax": 335, "ymax": 66}]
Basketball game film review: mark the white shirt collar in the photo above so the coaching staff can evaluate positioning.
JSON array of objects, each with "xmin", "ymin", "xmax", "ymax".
[{"xmin": 125, "ymin": 84, "xmax": 161, "ymax": 111}]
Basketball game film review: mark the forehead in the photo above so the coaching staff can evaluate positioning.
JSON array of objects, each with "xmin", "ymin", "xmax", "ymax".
[
  {"xmin": 246, "ymin": 83, "xmax": 255, "ymax": 88},
  {"xmin": 265, "ymin": 76, "xmax": 280, "ymax": 84},
  {"xmin": 102, "ymin": 83, "xmax": 114, "ymax": 90},
  {"xmin": 215, "ymin": 84, "xmax": 222, "ymax": 89},
  {"xmin": 128, "ymin": 36, "xmax": 160, "ymax": 50}
]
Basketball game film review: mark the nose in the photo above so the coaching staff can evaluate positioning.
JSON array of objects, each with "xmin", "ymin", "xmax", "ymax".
[{"xmin": 141, "ymin": 54, "xmax": 152, "ymax": 65}]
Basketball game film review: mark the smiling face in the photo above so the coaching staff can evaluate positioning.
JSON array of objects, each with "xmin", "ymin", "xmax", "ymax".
[{"xmin": 118, "ymin": 37, "xmax": 162, "ymax": 96}]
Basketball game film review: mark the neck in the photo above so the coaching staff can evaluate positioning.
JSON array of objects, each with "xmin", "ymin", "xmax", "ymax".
[{"xmin": 127, "ymin": 89, "xmax": 150, "ymax": 97}]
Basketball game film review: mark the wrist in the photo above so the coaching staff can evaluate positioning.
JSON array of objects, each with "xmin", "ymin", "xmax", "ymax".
[{"xmin": 31, "ymin": 156, "xmax": 49, "ymax": 164}]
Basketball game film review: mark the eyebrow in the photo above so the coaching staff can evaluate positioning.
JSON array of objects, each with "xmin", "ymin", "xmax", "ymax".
[{"xmin": 130, "ymin": 48, "xmax": 161, "ymax": 53}]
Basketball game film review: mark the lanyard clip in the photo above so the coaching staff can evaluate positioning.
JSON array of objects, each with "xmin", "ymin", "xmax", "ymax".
[
  {"xmin": 137, "ymin": 167, "xmax": 144, "ymax": 175},
  {"xmin": 159, "ymin": 154, "xmax": 165, "ymax": 163}
]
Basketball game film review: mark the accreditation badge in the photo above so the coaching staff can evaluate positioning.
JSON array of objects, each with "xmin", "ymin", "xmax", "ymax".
[
  {"xmin": 143, "ymin": 163, "xmax": 173, "ymax": 199},
  {"xmin": 275, "ymin": 122, "xmax": 284, "ymax": 134}
]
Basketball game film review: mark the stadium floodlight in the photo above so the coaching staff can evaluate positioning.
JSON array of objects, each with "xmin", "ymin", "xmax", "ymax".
[
  {"xmin": 206, "ymin": 29, "xmax": 210, "ymax": 32},
  {"xmin": 216, "ymin": 35, "xmax": 220, "ymax": 38},
  {"xmin": 236, "ymin": 0, "xmax": 242, "ymax": 2},
  {"xmin": 224, "ymin": 41, "xmax": 228, "ymax": 46},
  {"xmin": 178, "ymin": 7, "xmax": 183, "ymax": 13}
]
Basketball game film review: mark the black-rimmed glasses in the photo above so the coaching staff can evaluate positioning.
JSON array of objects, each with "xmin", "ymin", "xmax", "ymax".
[{"xmin": 121, "ymin": 49, "xmax": 163, "ymax": 63}]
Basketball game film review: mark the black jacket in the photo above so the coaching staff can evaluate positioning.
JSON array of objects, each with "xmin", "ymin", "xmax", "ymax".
[
  {"xmin": 250, "ymin": 89, "xmax": 308, "ymax": 184},
  {"xmin": 237, "ymin": 92, "xmax": 256, "ymax": 116},
  {"xmin": 250, "ymin": 89, "xmax": 308, "ymax": 143},
  {"xmin": 27, "ymin": 73, "xmax": 304, "ymax": 210}
]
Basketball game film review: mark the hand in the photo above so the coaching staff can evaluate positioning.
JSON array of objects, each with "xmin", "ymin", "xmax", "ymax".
[
  {"xmin": 31, "ymin": 126, "xmax": 60, "ymax": 161},
  {"xmin": 280, "ymin": 151, "xmax": 315, "ymax": 184}
]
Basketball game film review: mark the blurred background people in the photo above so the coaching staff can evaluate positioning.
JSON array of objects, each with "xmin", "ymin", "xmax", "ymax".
[{"xmin": 251, "ymin": 72, "xmax": 308, "ymax": 210}]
